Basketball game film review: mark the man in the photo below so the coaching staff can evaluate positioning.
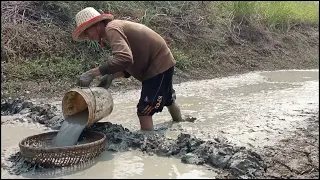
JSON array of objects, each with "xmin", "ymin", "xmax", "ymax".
[{"xmin": 73, "ymin": 7, "xmax": 183, "ymax": 130}]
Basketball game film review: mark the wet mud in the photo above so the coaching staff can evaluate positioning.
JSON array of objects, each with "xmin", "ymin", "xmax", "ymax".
[
  {"xmin": 261, "ymin": 112, "xmax": 319, "ymax": 179},
  {"xmin": 89, "ymin": 122, "xmax": 266, "ymax": 178},
  {"xmin": 1, "ymin": 70, "xmax": 318, "ymax": 179},
  {"xmin": 1, "ymin": 100, "xmax": 265, "ymax": 179},
  {"xmin": 1, "ymin": 98, "xmax": 64, "ymax": 129}
]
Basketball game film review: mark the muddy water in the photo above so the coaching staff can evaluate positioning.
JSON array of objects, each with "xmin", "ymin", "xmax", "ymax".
[
  {"xmin": 1, "ymin": 69, "xmax": 318, "ymax": 179},
  {"xmin": 21, "ymin": 151, "xmax": 218, "ymax": 179},
  {"xmin": 52, "ymin": 109, "xmax": 88, "ymax": 147},
  {"xmin": 1, "ymin": 119, "xmax": 49, "ymax": 151},
  {"xmin": 1, "ymin": 124, "xmax": 218, "ymax": 179},
  {"xmin": 103, "ymin": 70, "xmax": 319, "ymax": 150}
]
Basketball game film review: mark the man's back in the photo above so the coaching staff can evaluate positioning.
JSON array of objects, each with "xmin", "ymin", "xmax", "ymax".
[{"xmin": 105, "ymin": 20, "xmax": 175, "ymax": 81}]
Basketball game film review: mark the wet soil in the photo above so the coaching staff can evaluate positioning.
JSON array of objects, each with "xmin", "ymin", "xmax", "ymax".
[
  {"xmin": 1, "ymin": 70, "xmax": 319, "ymax": 179},
  {"xmin": 1, "ymin": 100, "xmax": 266, "ymax": 179},
  {"xmin": 1, "ymin": 98, "xmax": 64, "ymax": 130},
  {"xmin": 1, "ymin": 99, "xmax": 318, "ymax": 179},
  {"xmin": 261, "ymin": 113, "xmax": 319, "ymax": 179}
]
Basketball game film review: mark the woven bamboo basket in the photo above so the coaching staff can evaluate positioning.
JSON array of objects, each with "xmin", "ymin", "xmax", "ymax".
[{"xmin": 19, "ymin": 130, "xmax": 106, "ymax": 167}]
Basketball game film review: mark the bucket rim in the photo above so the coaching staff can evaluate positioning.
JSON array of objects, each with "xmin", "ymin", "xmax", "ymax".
[{"xmin": 62, "ymin": 88, "xmax": 95, "ymax": 127}]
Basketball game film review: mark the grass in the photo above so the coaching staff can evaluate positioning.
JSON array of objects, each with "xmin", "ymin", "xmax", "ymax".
[
  {"xmin": 5, "ymin": 56, "xmax": 84, "ymax": 81},
  {"xmin": 1, "ymin": 1, "xmax": 319, "ymax": 83},
  {"xmin": 224, "ymin": 1, "xmax": 319, "ymax": 27},
  {"xmin": 260, "ymin": 1, "xmax": 319, "ymax": 25},
  {"xmin": 172, "ymin": 48, "xmax": 193, "ymax": 70}
]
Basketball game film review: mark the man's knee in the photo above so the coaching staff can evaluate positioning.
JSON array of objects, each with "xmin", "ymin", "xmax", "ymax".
[
  {"xmin": 137, "ymin": 104, "xmax": 156, "ymax": 116},
  {"xmin": 138, "ymin": 115, "xmax": 154, "ymax": 131},
  {"xmin": 137, "ymin": 100, "xmax": 165, "ymax": 116}
]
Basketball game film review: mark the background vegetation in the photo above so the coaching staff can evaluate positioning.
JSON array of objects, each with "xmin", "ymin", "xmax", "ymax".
[{"xmin": 1, "ymin": 1, "xmax": 319, "ymax": 98}]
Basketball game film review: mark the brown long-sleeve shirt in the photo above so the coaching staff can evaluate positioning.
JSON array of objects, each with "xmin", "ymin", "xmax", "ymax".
[{"xmin": 98, "ymin": 20, "xmax": 175, "ymax": 82}]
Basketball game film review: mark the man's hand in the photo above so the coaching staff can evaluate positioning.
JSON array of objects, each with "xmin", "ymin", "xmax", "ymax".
[
  {"xmin": 77, "ymin": 70, "xmax": 96, "ymax": 87},
  {"xmin": 97, "ymin": 74, "xmax": 114, "ymax": 89}
]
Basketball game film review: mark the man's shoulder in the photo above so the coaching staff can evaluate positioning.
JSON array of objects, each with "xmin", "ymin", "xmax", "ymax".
[
  {"xmin": 107, "ymin": 19, "xmax": 145, "ymax": 29},
  {"xmin": 106, "ymin": 20, "xmax": 123, "ymax": 29}
]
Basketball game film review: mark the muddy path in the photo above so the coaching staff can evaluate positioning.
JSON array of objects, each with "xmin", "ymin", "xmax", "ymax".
[{"xmin": 1, "ymin": 69, "xmax": 319, "ymax": 179}]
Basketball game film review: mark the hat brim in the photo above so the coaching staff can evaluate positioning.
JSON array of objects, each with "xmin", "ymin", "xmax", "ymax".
[{"xmin": 73, "ymin": 14, "xmax": 114, "ymax": 41}]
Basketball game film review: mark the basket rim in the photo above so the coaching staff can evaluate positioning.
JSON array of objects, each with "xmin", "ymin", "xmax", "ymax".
[{"xmin": 19, "ymin": 130, "xmax": 106, "ymax": 152}]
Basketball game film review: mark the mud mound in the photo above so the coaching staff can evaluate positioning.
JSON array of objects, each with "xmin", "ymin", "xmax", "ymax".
[
  {"xmin": 1, "ymin": 97, "xmax": 32, "ymax": 115},
  {"xmin": 1, "ymin": 98, "xmax": 64, "ymax": 129},
  {"xmin": 88, "ymin": 122, "xmax": 266, "ymax": 178}
]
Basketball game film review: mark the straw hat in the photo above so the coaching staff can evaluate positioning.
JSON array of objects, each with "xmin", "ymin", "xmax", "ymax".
[{"xmin": 73, "ymin": 7, "xmax": 114, "ymax": 41}]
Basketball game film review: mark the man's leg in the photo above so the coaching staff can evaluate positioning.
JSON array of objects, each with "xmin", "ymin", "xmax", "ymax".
[
  {"xmin": 163, "ymin": 67, "xmax": 183, "ymax": 122},
  {"xmin": 138, "ymin": 116, "xmax": 154, "ymax": 131},
  {"xmin": 137, "ymin": 70, "xmax": 169, "ymax": 131},
  {"xmin": 167, "ymin": 102, "xmax": 183, "ymax": 122}
]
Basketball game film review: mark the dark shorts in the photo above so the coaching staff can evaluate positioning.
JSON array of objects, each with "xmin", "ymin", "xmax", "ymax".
[{"xmin": 137, "ymin": 66, "xmax": 176, "ymax": 116}]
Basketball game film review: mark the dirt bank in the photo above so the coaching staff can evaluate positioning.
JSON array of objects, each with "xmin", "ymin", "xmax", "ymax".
[
  {"xmin": 1, "ymin": 98, "xmax": 319, "ymax": 179},
  {"xmin": 1, "ymin": 2, "xmax": 318, "ymax": 100}
]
